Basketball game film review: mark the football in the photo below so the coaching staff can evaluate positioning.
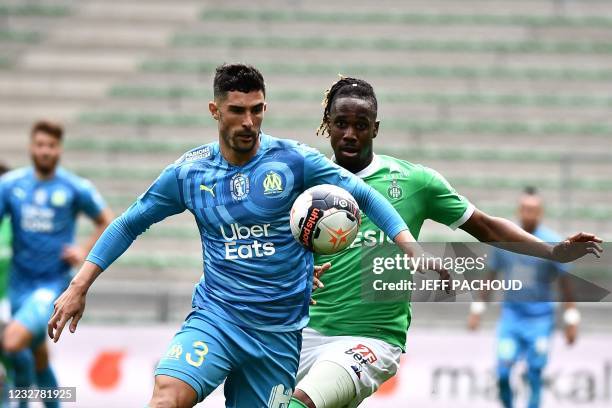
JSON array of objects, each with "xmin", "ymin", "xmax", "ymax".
[{"xmin": 290, "ymin": 184, "xmax": 361, "ymax": 254}]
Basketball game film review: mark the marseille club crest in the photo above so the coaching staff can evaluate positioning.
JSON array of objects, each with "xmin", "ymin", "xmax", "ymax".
[{"xmin": 263, "ymin": 171, "xmax": 283, "ymax": 195}]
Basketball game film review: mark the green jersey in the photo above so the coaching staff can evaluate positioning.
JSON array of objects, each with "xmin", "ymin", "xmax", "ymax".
[
  {"xmin": 0, "ymin": 218, "xmax": 11, "ymax": 299},
  {"xmin": 309, "ymin": 155, "xmax": 473, "ymax": 349}
]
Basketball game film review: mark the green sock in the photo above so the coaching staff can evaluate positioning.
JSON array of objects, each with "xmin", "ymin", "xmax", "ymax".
[{"xmin": 288, "ymin": 397, "xmax": 309, "ymax": 408}]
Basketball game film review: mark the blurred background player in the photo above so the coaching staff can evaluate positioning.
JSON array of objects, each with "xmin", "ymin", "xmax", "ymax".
[
  {"xmin": 290, "ymin": 77, "xmax": 602, "ymax": 408},
  {"xmin": 0, "ymin": 162, "xmax": 11, "ymax": 401},
  {"xmin": 0, "ymin": 163, "xmax": 11, "ymax": 322},
  {"xmin": 47, "ymin": 64, "xmax": 440, "ymax": 408},
  {"xmin": 467, "ymin": 187, "xmax": 580, "ymax": 408},
  {"xmin": 0, "ymin": 121, "xmax": 113, "ymax": 407}
]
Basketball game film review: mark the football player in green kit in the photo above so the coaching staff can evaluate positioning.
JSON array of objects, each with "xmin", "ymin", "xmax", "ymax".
[{"xmin": 289, "ymin": 77, "xmax": 603, "ymax": 408}]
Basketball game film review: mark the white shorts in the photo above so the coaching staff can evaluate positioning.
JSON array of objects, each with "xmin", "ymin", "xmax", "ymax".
[{"xmin": 297, "ymin": 327, "xmax": 402, "ymax": 407}]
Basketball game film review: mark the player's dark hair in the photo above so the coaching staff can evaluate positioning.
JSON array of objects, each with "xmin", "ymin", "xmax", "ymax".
[
  {"xmin": 524, "ymin": 186, "xmax": 538, "ymax": 195},
  {"xmin": 213, "ymin": 63, "xmax": 266, "ymax": 100},
  {"xmin": 30, "ymin": 120, "xmax": 63, "ymax": 141},
  {"xmin": 317, "ymin": 76, "xmax": 378, "ymax": 137},
  {"xmin": 0, "ymin": 162, "xmax": 9, "ymax": 176}
]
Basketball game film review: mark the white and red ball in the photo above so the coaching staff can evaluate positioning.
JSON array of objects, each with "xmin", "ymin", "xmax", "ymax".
[{"xmin": 290, "ymin": 184, "xmax": 361, "ymax": 255}]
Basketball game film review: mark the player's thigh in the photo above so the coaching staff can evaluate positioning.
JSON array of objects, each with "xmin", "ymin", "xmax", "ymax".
[
  {"xmin": 299, "ymin": 336, "xmax": 401, "ymax": 407},
  {"xmin": 6, "ymin": 287, "xmax": 59, "ymax": 351},
  {"xmin": 226, "ymin": 329, "xmax": 302, "ymax": 408},
  {"xmin": 524, "ymin": 318, "xmax": 554, "ymax": 369},
  {"xmin": 296, "ymin": 328, "xmax": 327, "ymax": 383},
  {"xmin": 496, "ymin": 318, "xmax": 522, "ymax": 368},
  {"xmin": 155, "ymin": 312, "xmax": 235, "ymax": 405}
]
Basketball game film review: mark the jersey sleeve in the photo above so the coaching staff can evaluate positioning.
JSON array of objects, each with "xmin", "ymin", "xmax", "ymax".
[
  {"xmin": 86, "ymin": 164, "xmax": 186, "ymax": 270},
  {"xmin": 300, "ymin": 145, "xmax": 408, "ymax": 240},
  {"xmin": 75, "ymin": 178, "xmax": 107, "ymax": 219},
  {"xmin": 424, "ymin": 167, "xmax": 474, "ymax": 230}
]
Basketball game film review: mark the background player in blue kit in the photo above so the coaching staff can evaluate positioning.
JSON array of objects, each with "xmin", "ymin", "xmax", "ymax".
[
  {"xmin": 0, "ymin": 120, "xmax": 113, "ymax": 406},
  {"xmin": 468, "ymin": 187, "xmax": 580, "ymax": 408},
  {"xmin": 47, "ymin": 64, "xmax": 438, "ymax": 408}
]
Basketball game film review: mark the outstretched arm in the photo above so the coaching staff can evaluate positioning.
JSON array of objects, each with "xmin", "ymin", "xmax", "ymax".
[
  {"xmin": 48, "ymin": 164, "xmax": 186, "ymax": 341},
  {"xmin": 460, "ymin": 208, "xmax": 602, "ymax": 262}
]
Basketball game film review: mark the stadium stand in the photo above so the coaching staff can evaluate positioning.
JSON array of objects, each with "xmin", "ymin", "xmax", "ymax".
[{"xmin": 1, "ymin": 0, "xmax": 610, "ymax": 324}]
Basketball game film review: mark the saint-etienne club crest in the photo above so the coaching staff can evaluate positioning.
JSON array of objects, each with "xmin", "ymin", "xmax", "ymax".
[
  {"xmin": 230, "ymin": 173, "xmax": 250, "ymax": 201},
  {"xmin": 387, "ymin": 179, "xmax": 403, "ymax": 199}
]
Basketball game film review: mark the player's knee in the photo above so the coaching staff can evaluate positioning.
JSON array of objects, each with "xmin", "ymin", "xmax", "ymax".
[
  {"xmin": 2, "ymin": 322, "xmax": 32, "ymax": 353},
  {"xmin": 149, "ymin": 375, "xmax": 196, "ymax": 408},
  {"xmin": 295, "ymin": 360, "xmax": 356, "ymax": 408}
]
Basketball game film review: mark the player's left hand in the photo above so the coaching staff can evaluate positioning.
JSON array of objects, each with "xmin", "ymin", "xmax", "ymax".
[
  {"xmin": 61, "ymin": 245, "xmax": 87, "ymax": 267},
  {"xmin": 565, "ymin": 324, "xmax": 578, "ymax": 345},
  {"xmin": 310, "ymin": 262, "xmax": 331, "ymax": 305},
  {"xmin": 48, "ymin": 282, "xmax": 87, "ymax": 342},
  {"xmin": 551, "ymin": 232, "xmax": 603, "ymax": 263}
]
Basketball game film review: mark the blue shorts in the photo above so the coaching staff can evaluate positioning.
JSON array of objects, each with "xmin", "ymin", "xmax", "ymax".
[
  {"xmin": 11, "ymin": 280, "xmax": 68, "ymax": 347},
  {"xmin": 155, "ymin": 308, "xmax": 301, "ymax": 407},
  {"xmin": 496, "ymin": 309, "xmax": 554, "ymax": 372}
]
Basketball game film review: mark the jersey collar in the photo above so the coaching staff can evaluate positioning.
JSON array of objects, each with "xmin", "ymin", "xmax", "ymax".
[{"xmin": 331, "ymin": 154, "xmax": 381, "ymax": 179}]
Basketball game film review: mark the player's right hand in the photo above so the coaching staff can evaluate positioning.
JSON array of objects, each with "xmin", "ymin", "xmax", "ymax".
[
  {"xmin": 310, "ymin": 262, "xmax": 331, "ymax": 305},
  {"xmin": 47, "ymin": 283, "xmax": 87, "ymax": 342},
  {"xmin": 552, "ymin": 232, "xmax": 603, "ymax": 262},
  {"xmin": 564, "ymin": 324, "xmax": 578, "ymax": 345}
]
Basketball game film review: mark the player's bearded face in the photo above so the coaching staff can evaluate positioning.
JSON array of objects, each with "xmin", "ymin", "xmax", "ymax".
[
  {"xmin": 328, "ymin": 97, "xmax": 378, "ymax": 173},
  {"xmin": 215, "ymin": 91, "xmax": 266, "ymax": 154},
  {"xmin": 30, "ymin": 132, "xmax": 61, "ymax": 175}
]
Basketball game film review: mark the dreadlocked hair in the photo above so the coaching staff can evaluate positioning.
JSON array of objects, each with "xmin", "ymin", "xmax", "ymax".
[{"xmin": 316, "ymin": 75, "xmax": 378, "ymax": 137}]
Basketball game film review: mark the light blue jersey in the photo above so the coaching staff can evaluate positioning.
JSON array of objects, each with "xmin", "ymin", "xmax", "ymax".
[
  {"xmin": 0, "ymin": 167, "xmax": 106, "ymax": 292},
  {"xmin": 490, "ymin": 225, "xmax": 569, "ymax": 318},
  {"xmin": 0, "ymin": 166, "xmax": 106, "ymax": 346},
  {"xmin": 88, "ymin": 133, "xmax": 408, "ymax": 332}
]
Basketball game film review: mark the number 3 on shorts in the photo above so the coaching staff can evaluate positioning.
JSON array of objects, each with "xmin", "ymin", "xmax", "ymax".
[{"xmin": 186, "ymin": 340, "xmax": 209, "ymax": 367}]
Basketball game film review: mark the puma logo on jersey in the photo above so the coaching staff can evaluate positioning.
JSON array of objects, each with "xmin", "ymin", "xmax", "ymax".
[{"xmin": 200, "ymin": 183, "xmax": 216, "ymax": 197}]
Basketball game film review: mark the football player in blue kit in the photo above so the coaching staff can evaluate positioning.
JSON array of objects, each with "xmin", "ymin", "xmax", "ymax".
[
  {"xmin": 0, "ymin": 120, "xmax": 113, "ymax": 406},
  {"xmin": 468, "ymin": 187, "xmax": 583, "ymax": 408},
  {"xmin": 47, "ymin": 64, "xmax": 440, "ymax": 408}
]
